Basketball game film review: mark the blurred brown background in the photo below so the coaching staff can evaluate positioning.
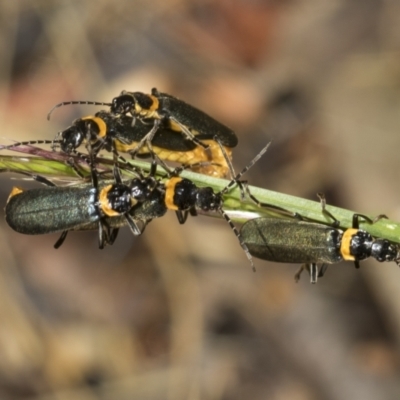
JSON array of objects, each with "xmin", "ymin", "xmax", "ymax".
[{"xmin": 1, "ymin": 1, "xmax": 400, "ymax": 399}]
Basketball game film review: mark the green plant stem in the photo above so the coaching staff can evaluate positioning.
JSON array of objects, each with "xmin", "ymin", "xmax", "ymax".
[{"xmin": 0, "ymin": 155, "xmax": 399, "ymax": 243}]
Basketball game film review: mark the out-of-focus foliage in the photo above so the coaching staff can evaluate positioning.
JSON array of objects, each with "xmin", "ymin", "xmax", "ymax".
[{"xmin": 1, "ymin": 1, "xmax": 400, "ymax": 399}]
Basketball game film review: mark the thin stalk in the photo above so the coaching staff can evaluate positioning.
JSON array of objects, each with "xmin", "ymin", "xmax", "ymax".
[{"xmin": 0, "ymin": 154, "xmax": 399, "ymax": 243}]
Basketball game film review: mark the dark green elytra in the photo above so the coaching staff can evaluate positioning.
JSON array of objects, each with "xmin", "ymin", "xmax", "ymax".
[
  {"xmin": 5, "ymin": 181, "xmax": 166, "ymax": 235},
  {"xmin": 111, "ymin": 89, "xmax": 239, "ymax": 148},
  {"xmin": 6, "ymin": 185, "xmax": 99, "ymax": 234},
  {"xmin": 241, "ymin": 218, "xmax": 344, "ymax": 264}
]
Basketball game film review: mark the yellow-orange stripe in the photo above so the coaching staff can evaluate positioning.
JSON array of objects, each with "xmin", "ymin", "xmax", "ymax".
[
  {"xmin": 164, "ymin": 177, "xmax": 181, "ymax": 210},
  {"xmin": 340, "ymin": 228, "xmax": 358, "ymax": 261},
  {"xmin": 99, "ymin": 185, "xmax": 120, "ymax": 217}
]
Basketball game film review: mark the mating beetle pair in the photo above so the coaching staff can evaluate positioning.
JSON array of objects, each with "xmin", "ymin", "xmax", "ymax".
[
  {"xmin": 5, "ymin": 142, "xmax": 300, "ymax": 271},
  {"xmin": 46, "ymin": 88, "xmax": 239, "ymax": 178}
]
